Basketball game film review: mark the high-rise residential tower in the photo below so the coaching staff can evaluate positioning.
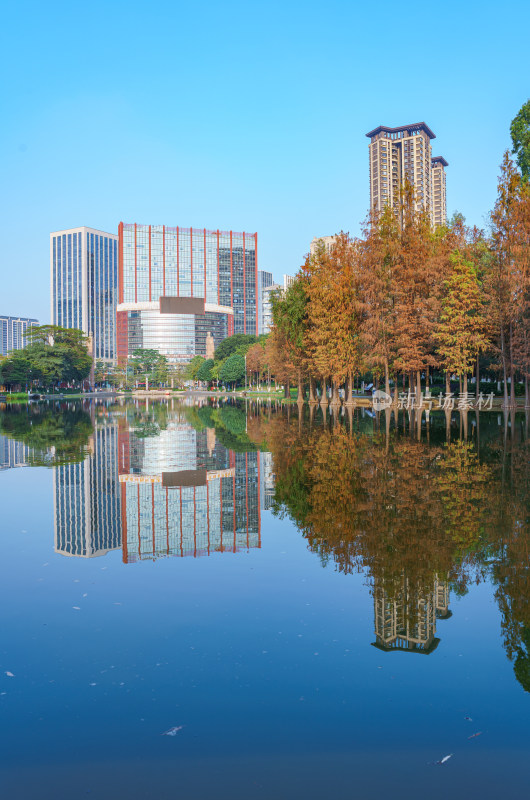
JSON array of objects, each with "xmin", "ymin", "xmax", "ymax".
[
  {"xmin": 431, "ymin": 156, "xmax": 448, "ymax": 228},
  {"xmin": 50, "ymin": 227, "xmax": 119, "ymax": 362},
  {"xmin": 366, "ymin": 123, "xmax": 448, "ymax": 228},
  {"xmin": 0, "ymin": 315, "xmax": 38, "ymax": 356},
  {"xmin": 117, "ymin": 224, "xmax": 258, "ymax": 364}
]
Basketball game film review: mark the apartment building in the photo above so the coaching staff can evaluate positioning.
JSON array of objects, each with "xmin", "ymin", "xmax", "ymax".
[{"xmin": 366, "ymin": 122, "xmax": 448, "ymax": 228}]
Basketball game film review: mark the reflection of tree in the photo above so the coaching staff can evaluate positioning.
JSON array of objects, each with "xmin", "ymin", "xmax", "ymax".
[
  {"xmin": 253, "ymin": 406, "xmax": 511, "ymax": 655},
  {"xmin": 127, "ymin": 402, "xmax": 169, "ymax": 438},
  {"xmin": 187, "ymin": 402, "xmax": 259, "ymax": 453},
  {"xmin": 489, "ymin": 434, "xmax": 530, "ymax": 686},
  {"xmin": 0, "ymin": 405, "xmax": 93, "ymax": 465}
]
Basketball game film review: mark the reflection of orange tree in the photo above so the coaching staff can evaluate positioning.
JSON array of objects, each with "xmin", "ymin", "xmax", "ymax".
[
  {"xmin": 255, "ymin": 410, "xmax": 482, "ymax": 592},
  {"xmin": 434, "ymin": 440, "xmax": 492, "ymax": 552},
  {"xmin": 250, "ymin": 407, "xmax": 530, "ymax": 665},
  {"xmin": 489, "ymin": 438, "xmax": 530, "ymax": 679}
]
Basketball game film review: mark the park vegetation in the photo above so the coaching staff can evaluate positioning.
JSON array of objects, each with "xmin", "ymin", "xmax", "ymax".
[
  {"xmin": 0, "ymin": 326, "xmax": 92, "ymax": 393},
  {"xmin": 264, "ymin": 150, "xmax": 530, "ymax": 408}
]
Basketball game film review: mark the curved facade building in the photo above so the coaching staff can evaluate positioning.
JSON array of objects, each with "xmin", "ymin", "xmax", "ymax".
[
  {"xmin": 117, "ymin": 300, "xmax": 233, "ymax": 364},
  {"xmin": 117, "ymin": 223, "xmax": 258, "ymax": 363}
]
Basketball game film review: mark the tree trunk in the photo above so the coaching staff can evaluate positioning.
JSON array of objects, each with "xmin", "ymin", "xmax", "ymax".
[
  {"xmin": 475, "ymin": 355, "xmax": 480, "ymax": 402},
  {"xmin": 416, "ymin": 370, "xmax": 421, "ymax": 407},
  {"xmin": 347, "ymin": 371, "xmax": 354, "ymax": 405},
  {"xmin": 445, "ymin": 371, "xmax": 450, "ymax": 395},
  {"xmin": 297, "ymin": 369, "xmax": 303, "ymax": 403},
  {"xmin": 501, "ymin": 325, "xmax": 508, "ymax": 408},
  {"xmin": 509, "ymin": 323, "xmax": 515, "ymax": 408},
  {"xmin": 308, "ymin": 375, "xmax": 316, "ymax": 403},
  {"xmin": 463, "ymin": 373, "xmax": 468, "ymax": 394},
  {"xmin": 284, "ymin": 382, "xmax": 290, "ymax": 399}
]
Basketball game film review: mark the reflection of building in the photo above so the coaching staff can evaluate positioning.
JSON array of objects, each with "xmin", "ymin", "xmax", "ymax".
[
  {"xmin": 50, "ymin": 227, "xmax": 119, "ymax": 362},
  {"xmin": 53, "ymin": 420, "xmax": 122, "ymax": 557},
  {"xmin": 366, "ymin": 123, "xmax": 448, "ymax": 228},
  {"xmin": 116, "ymin": 224, "xmax": 258, "ymax": 363},
  {"xmin": 0, "ymin": 315, "xmax": 38, "ymax": 356},
  {"xmin": 0, "ymin": 435, "xmax": 31, "ymax": 471},
  {"xmin": 260, "ymin": 450, "xmax": 275, "ymax": 510},
  {"xmin": 118, "ymin": 416, "xmax": 261, "ymax": 562},
  {"xmin": 371, "ymin": 574, "xmax": 451, "ymax": 654}
]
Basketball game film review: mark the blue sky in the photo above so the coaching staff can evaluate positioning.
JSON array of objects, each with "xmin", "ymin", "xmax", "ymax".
[{"xmin": 0, "ymin": 0, "xmax": 528, "ymax": 324}]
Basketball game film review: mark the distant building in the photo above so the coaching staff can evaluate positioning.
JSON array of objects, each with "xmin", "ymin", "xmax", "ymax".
[
  {"xmin": 310, "ymin": 236, "xmax": 337, "ymax": 256},
  {"xmin": 366, "ymin": 122, "xmax": 448, "ymax": 228},
  {"xmin": 262, "ymin": 283, "xmax": 281, "ymax": 334},
  {"xmin": 0, "ymin": 315, "xmax": 38, "ymax": 356},
  {"xmin": 257, "ymin": 270, "xmax": 273, "ymax": 334},
  {"xmin": 54, "ymin": 419, "xmax": 122, "ymax": 557},
  {"xmin": 260, "ymin": 275, "xmax": 295, "ymax": 334},
  {"xmin": 117, "ymin": 224, "xmax": 258, "ymax": 364},
  {"xmin": 50, "ymin": 227, "xmax": 118, "ymax": 362}
]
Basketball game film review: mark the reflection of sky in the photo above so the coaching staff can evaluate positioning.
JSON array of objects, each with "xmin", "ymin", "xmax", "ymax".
[{"xmin": 1, "ymin": 409, "xmax": 530, "ymax": 798}]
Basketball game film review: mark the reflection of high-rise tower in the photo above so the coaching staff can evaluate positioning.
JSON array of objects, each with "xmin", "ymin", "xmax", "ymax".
[
  {"xmin": 119, "ymin": 418, "xmax": 261, "ymax": 562},
  {"xmin": 54, "ymin": 420, "xmax": 121, "ymax": 557},
  {"xmin": 259, "ymin": 451, "xmax": 275, "ymax": 511},
  {"xmin": 0, "ymin": 435, "xmax": 31, "ymax": 471},
  {"xmin": 371, "ymin": 574, "xmax": 451, "ymax": 654}
]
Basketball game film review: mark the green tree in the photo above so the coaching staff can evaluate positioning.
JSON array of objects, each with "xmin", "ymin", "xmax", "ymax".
[
  {"xmin": 0, "ymin": 352, "xmax": 34, "ymax": 389},
  {"xmin": 219, "ymin": 353, "xmax": 245, "ymax": 388},
  {"xmin": 272, "ymin": 276, "xmax": 309, "ymax": 399},
  {"xmin": 196, "ymin": 358, "xmax": 214, "ymax": 382},
  {"xmin": 434, "ymin": 251, "xmax": 489, "ymax": 392},
  {"xmin": 511, "ymin": 100, "xmax": 530, "ymax": 180},
  {"xmin": 130, "ymin": 348, "xmax": 169, "ymax": 387},
  {"xmin": 1, "ymin": 325, "xmax": 92, "ymax": 389},
  {"xmin": 183, "ymin": 355, "xmax": 205, "ymax": 381},
  {"xmin": 214, "ymin": 334, "xmax": 258, "ymax": 361}
]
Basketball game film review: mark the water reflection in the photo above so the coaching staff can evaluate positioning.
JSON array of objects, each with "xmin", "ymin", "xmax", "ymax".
[
  {"xmin": 1, "ymin": 399, "xmax": 529, "ymax": 690},
  {"xmin": 117, "ymin": 404, "xmax": 261, "ymax": 561},
  {"xmin": 247, "ymin": 402, "xmax": 529, "ymax": 683}
]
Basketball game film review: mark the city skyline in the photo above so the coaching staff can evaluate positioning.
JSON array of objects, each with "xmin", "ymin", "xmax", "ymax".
[{"xmin": 1, "ymin": 1, "xmax": 527, "ymax": 325}]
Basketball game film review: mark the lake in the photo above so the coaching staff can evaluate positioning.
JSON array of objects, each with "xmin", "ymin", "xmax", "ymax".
[{"xmin": 0, "ymin": 398, "xmax": 528, "ymax": 799}]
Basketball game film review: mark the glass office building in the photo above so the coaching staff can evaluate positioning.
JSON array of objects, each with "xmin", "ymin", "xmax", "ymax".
[
  {"xmin": 117, "ymin": 224, "xmax": 258, "ymax": 363},
  {"xmin": 50, "ymin": 227, "xmax": 118, "ymax": 362},
  {"xmin": 0, "ymin": 315, "xmax": 38, "ymax": 356}
]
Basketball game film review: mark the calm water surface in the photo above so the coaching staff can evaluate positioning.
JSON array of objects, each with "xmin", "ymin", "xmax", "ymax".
[{"xmin": 0, "ymin": 399, "xmax": 529, "ymax": 799}]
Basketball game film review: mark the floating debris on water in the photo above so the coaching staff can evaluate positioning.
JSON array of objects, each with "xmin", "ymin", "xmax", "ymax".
[
  {"xmin": 162, "ymin": 726, "xmax": 184, "ymax": 736},
  {"xmin": 5, "ymin": 672, "xmax": 14, "ymax": 678},
  {"xmin": 432, "ymin": 753, "xmax": 453, "ymax": 765},
  {"xmin": 468, "ymin": 732, "xmax": 483, "ymax": 740}
]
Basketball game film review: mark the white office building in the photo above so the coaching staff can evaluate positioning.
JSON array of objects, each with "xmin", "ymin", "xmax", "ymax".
[{"xmin": 50, "ymin": 227, "xmax": 118, "ymax": 362}]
